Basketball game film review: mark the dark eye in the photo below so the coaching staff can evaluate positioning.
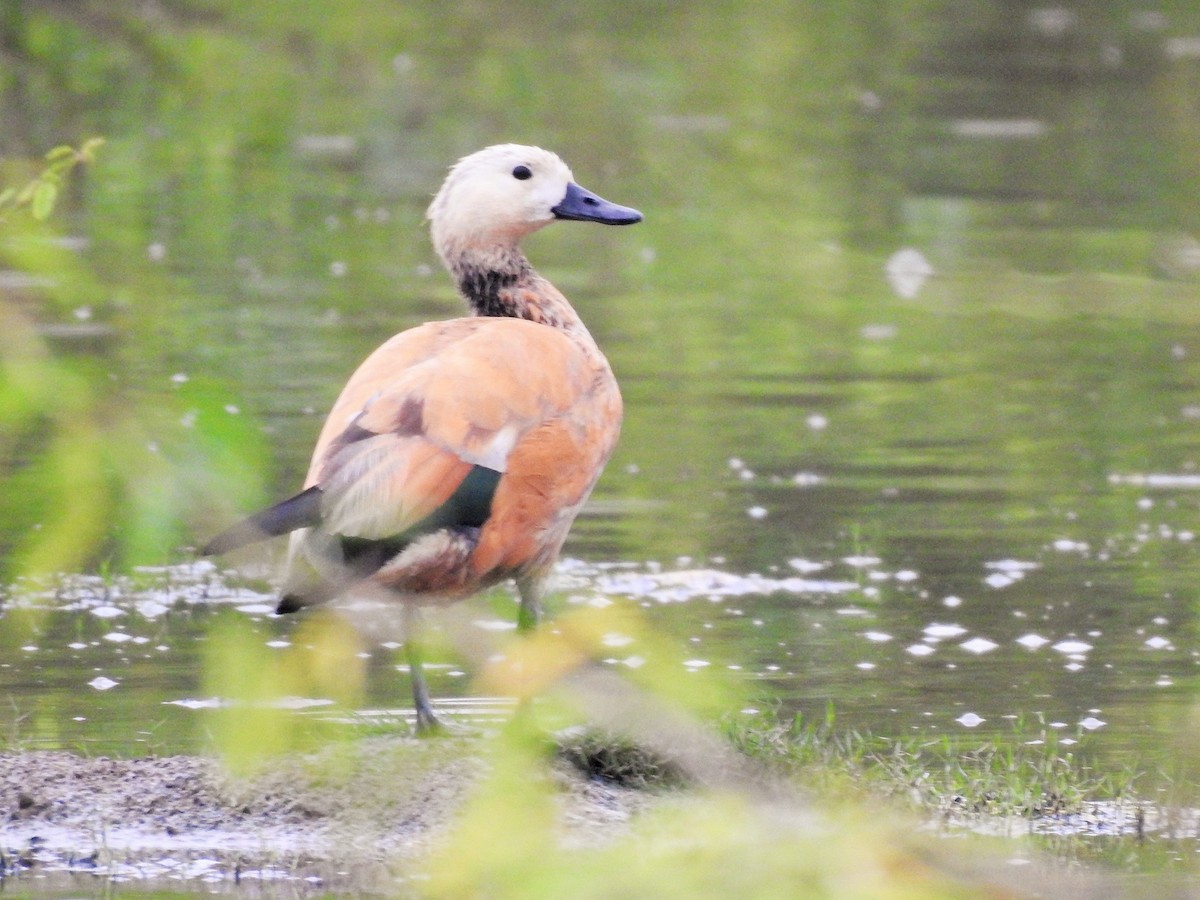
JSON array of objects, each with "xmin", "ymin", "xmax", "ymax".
[{"xmin": 512, "ymin": 165, "xmax": 532, "ymax": 180}]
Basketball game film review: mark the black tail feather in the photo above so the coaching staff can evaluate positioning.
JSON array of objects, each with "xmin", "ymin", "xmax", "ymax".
[
  {"xmin": 276, "ymin": 595, "xmax": 306, "ymax": 614},
  {"xmin": 201, "ymin": 486, "xmax": 323, "ymax": 556},
  {"xmin": 276, "ymin": 582, "xmax": 339, "ymax": 614}
]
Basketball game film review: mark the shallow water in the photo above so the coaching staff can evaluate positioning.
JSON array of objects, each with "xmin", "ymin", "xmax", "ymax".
[{"xmin": 3, "ymin": 1, "xmax": 1200, "ymax": 792}]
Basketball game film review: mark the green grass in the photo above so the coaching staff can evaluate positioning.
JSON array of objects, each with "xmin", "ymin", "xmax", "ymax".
[{"xmin": 721, "ymin": 708, "xmax": 1143, "ymax": 825}]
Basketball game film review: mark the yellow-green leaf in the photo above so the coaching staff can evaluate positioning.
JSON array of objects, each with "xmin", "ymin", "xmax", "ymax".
[
  {"xmin": 31, "ymin": 181, "xmax": 58, "ymax": 220},
  {"xmin": 80, "ymin": 137, "xmax": 106, "ymax": 159}
]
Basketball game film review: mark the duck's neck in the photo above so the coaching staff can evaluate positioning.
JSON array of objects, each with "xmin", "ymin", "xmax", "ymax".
[{"xmin": 447, "ymin": 245, "xmax": 592, "ymax": 339}]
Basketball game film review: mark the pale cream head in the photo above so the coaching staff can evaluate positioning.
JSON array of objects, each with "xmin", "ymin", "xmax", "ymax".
[
  {"xmin": 426, "ymin": 144, "xmax": 641, "ymax": 274},
  {"xmin": 427, "ymin": 144, "xmax": 575, "ymax": 263}
]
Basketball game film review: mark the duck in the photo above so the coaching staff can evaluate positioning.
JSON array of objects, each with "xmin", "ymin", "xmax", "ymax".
[{"xmin": 202, "ymin": 144, "xmax": 642, "ymax": 731}]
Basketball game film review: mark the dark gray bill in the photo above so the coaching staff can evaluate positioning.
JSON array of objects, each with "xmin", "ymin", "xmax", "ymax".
[{"xmin": 552, "ymin": 181, "xmax": 642, "ymax": 225}]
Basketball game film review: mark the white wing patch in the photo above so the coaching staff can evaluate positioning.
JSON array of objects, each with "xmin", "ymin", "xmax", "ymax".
[
  {"xmin": 470, "ymin": 423, "xmax": 518, "ymax": 472},
  {"xmin": 350, "ymin": 391, "xmax": 383, "ymax": 427}
]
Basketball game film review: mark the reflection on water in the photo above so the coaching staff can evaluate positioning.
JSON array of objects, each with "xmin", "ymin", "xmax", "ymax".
[{"xmin": 2, "ymin": 2, "xmax": 1200, "ymax": 780}]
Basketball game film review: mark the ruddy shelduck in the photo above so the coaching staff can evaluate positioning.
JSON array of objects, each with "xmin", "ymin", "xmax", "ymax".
[{"xmin": 203, "ymin": 144, "xmax": 641, "ymax": 731}]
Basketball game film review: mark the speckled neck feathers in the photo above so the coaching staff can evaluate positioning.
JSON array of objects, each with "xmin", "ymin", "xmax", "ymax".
[
  {"xmin": 444, "ymin": 246, "xmax": 589, "ymax": 336},
  {"xmin": 425, "ymin": 144, "xmax": 596, "ymax": 339}
]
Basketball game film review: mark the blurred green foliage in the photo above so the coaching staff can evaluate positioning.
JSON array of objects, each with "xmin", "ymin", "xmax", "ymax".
[
  {"xmin": 0, "ymin": 138, "xmax": 104, "ymax": 221},
  {"xmin": 0, "ymin": 132, "xmax": 271, "ymax": 578},
  {"xmin": 431, "ymin": 766, "xmax": 980, "ymax": 899},
  {"xmin": 0, "ymin": 212, "xmax": 270, "ymax": 578},
  {"xmin": 201, "ymin": 608, "xmax": 364, "ymax": 773},
  {"xmin": 198, "ymin": 595, "xmax": 1036, "ymax": 897},
  {"xmin": 4, "ymin": 2, "xmax": 1200, "ymax": 894}
]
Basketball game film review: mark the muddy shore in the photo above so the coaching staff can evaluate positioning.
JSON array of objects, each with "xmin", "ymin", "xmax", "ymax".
[{"xmin": 0, "ymin": 737, "xmax": 653, "ymax": 894}]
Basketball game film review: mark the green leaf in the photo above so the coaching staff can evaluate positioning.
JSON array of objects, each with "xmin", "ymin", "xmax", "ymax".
[
  {"xmin": 31, "ymin": 180, "xmax": 58, "ymax": 220},
  {"xmin": 44, "ymin": 145, "xmax": 75, "ymax": 162},
  {"xmin": 80, "ymin": 137, "xmax": 106, "ymax": 160}
]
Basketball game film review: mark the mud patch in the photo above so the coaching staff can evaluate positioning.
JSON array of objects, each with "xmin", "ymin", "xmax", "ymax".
[{"xmin": 0, "ymin": 738, "xmax": 655, "ymax": 894}]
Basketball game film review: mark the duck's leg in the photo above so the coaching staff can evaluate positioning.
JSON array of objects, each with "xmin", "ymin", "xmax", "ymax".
[
  {"xmin": 403, "ymin": 603, "xmax": 441, "ymax": 734},
  {"xmin": 511, "ymin": 576, "xmax": 547, "ymax": 730},
  {"xmin": 516, "ymin": 575, "xmax": 543, "ymax": 633}
]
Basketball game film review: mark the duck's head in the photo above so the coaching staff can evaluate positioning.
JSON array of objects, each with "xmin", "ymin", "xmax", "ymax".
[{"xmin": 427, "ymin": 144, "xmax": 641, "ymax": 264}]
